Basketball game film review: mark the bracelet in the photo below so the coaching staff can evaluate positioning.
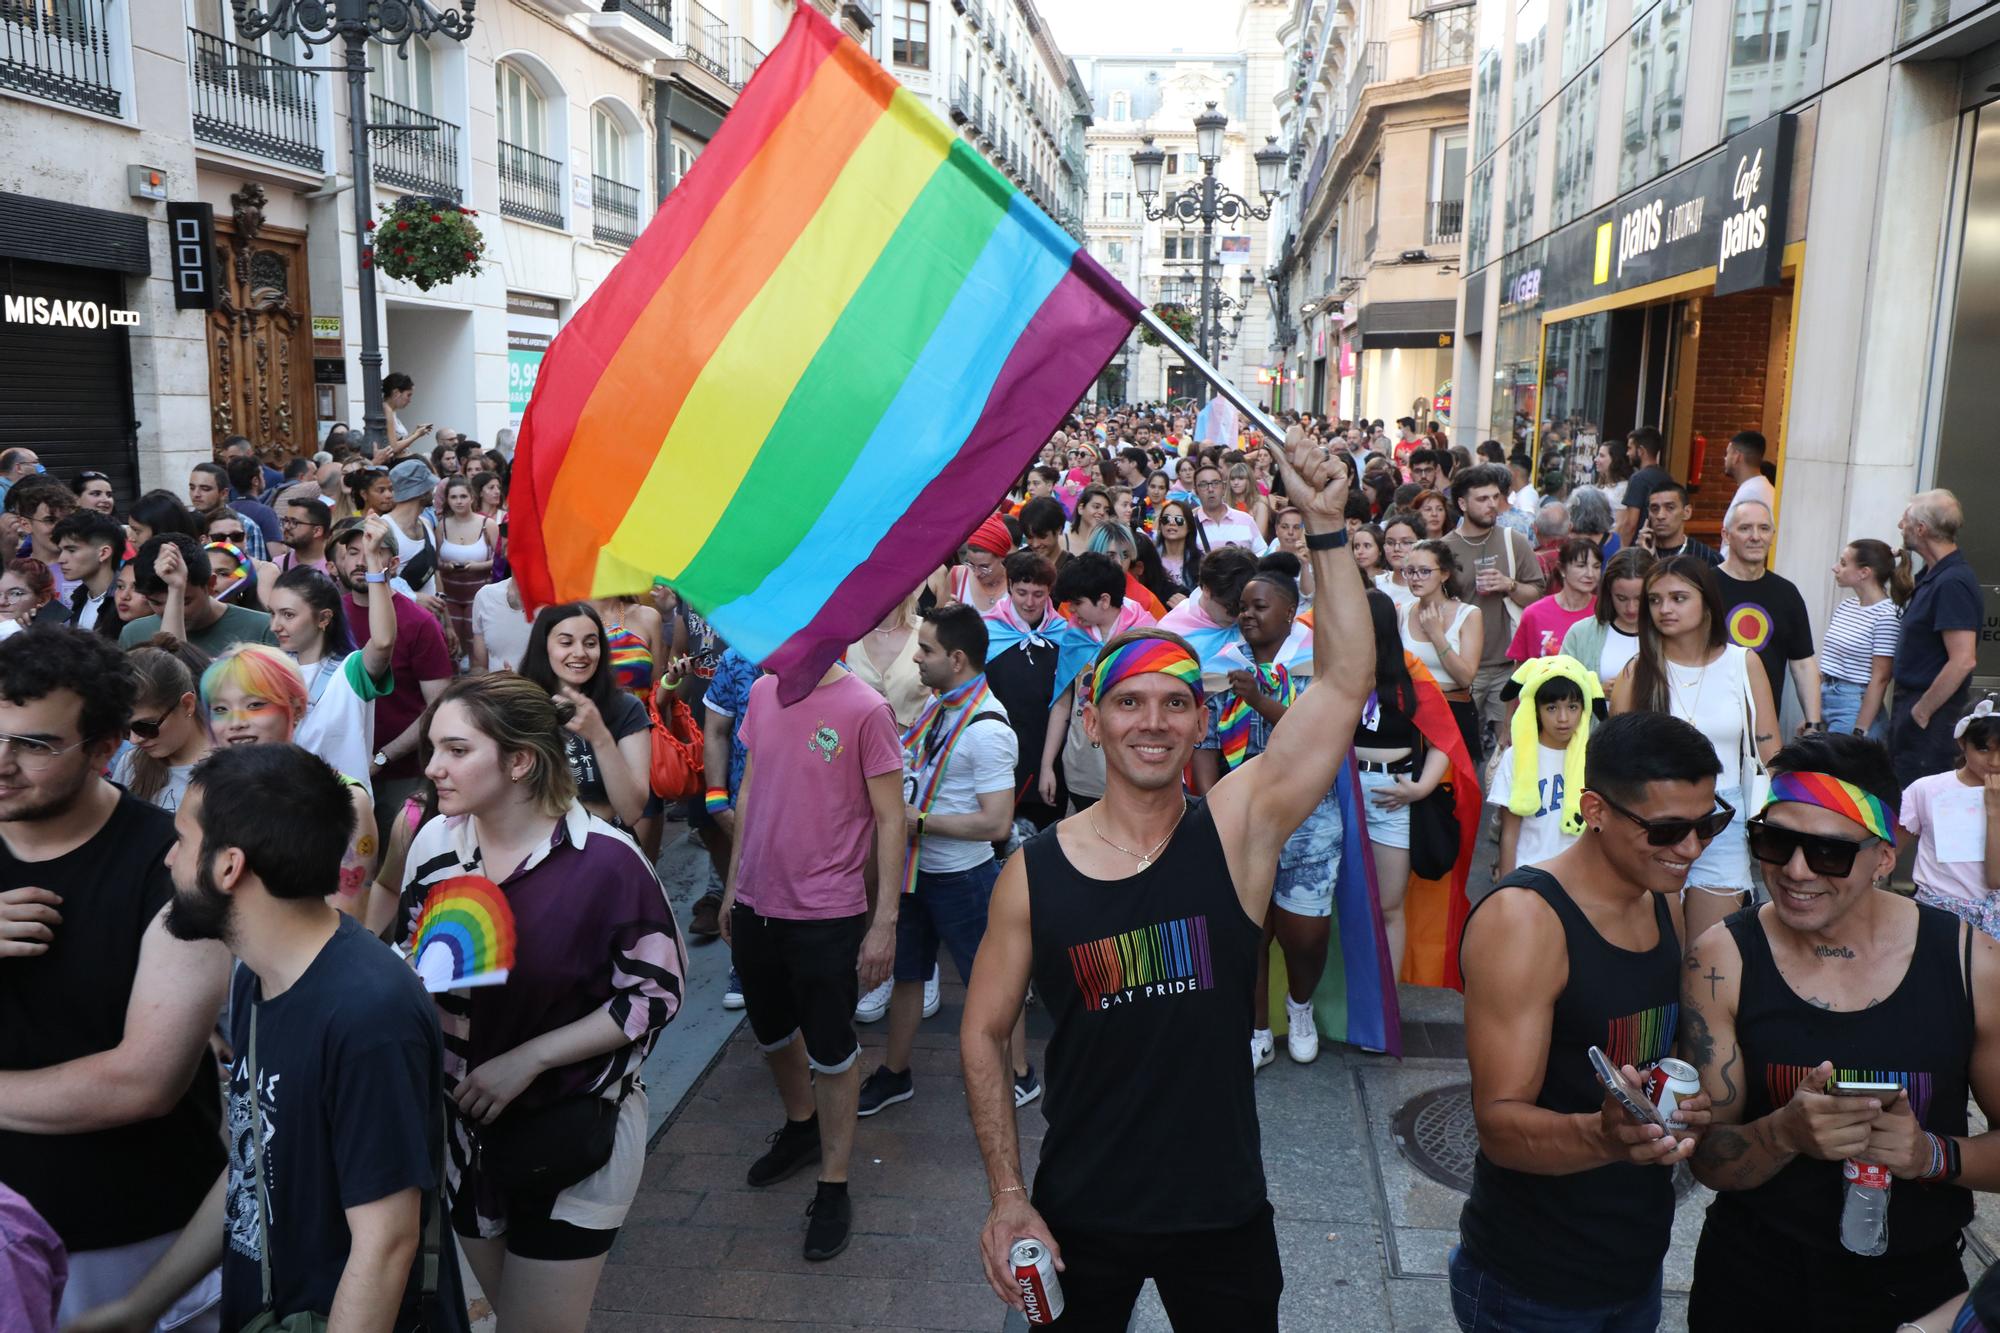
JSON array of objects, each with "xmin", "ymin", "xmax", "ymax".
[
  {"xmin": 1919, "ymin": 1131, "xmax": 1945, "ymax": 1182},
  {"xmin": 703, "ymin": 787, "xmax": 731, "ymax": 816},
  {"xmin": 1303, "ymin": 528, "xmax": 1349, "ymax": 551},
  {"xmin": 1944, "ymin": 1133, "xmax": 1962, "ymax": 1182},
  {"xmin": 991, "ymin": 1185, "xmax": 1026, "ymax": 1200}
]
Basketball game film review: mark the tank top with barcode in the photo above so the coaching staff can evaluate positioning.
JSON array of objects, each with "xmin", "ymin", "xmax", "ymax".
[
  {"xmin": 1714, "ymin": 901, "xmax": 1972, "ymax": 1254},
  {"xmin": 1458, "ymin": 866, "xmax": 1682, "ymax": 1305},
  {"xmin": 1024, "ymin": 799, "xmax": 1266, "ymax": 1233}
]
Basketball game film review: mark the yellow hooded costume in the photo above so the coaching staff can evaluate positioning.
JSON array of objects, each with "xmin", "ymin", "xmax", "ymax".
[{"xmin": 1500, "ymin": 654, "xmax": 1606, "ymax": 837}]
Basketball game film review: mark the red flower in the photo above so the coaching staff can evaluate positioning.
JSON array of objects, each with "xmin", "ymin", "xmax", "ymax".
[
  {"xmin": 463, "ymin": 250, "xmax": 477, "ymax": 261},
  {"xmin": 396, "ymin": 220, "xmax": 409, "ymax": 231},
  {"xmin": 361, "ymin": 254, "xmax": 372, "ymax": 268},
  {"xmin": 364, "ymin": 218, "xmax": 376, "ymax": 230},
  {"xmin": 430, "ymin": 213, "xmax": 443, "ymax": 222}
]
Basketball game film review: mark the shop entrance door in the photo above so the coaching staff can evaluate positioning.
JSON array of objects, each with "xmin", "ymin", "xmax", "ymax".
[{"xmin": 206, "ymin": 184, "xmax": 315, "ymax": 460}]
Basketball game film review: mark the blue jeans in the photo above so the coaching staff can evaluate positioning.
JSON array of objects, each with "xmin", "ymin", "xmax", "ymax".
[
  {"xmin": 1449, "ymin": 1245, "xmax": 1663, "ymax": 1332},
  {"xmin": 893, "ymin": 859, "xmax": 1000, "ymax": 984},
  {"xmin": 1821, "ymin": 677, "xmax": 1886, "ymax": 741}
]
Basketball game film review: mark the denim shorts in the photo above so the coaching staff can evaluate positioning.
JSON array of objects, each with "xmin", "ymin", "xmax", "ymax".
[
  {"xmin": 1686, "ymin": 785, "xmax": 1751, "ymax": 894},
  {"xmin": 894, "ymin": 859, "xmax": 1001, "ymax": 984},
  {"xmin": 1449, "ymin": 1244, "xmax": 1662, "ymax": 1332},
  {"xmin": 1358, "ymin": 768, "xmax": 1411, "ymax": 850},
  {"xmin": 1821, "ymin": 677, "xmax": 1886, "ymax": 742},
  {"xmin": 1272, "ymin": 786, "xmax": 1342, "ymax": 918}
]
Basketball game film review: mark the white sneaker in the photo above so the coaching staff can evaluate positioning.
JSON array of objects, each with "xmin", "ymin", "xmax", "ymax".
[
  {"xmin": 1285, "ymin": 997, "xmax": 1320, "ymax": 1064},
  {"xmin": 1251, "ymin": 1028, "xmax": 1275, "ymax": 1072},
  {"xmin": 854, "ymin": 976, "xmax": 893, "ymax": 1024},
  {"xmin": 922, "ymin": 964, "xmax": 941, "ymax": 1019}
]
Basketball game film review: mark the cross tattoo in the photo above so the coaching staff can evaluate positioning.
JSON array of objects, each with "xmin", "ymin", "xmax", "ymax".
[{"xmin": 1703, "ymin": 967, "xmax": 1723, "ymax": 1000}]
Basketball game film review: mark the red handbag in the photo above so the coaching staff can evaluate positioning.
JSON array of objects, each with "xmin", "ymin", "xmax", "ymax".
[{"xmin": 645, "ymin": 693, "xmax": 705, "ymax": 801}]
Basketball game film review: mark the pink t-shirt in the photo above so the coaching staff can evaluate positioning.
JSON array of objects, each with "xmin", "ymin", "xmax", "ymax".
[
  {"xmin": 736, "ymin": 670, "xmax": 903, "ymax": 920},
  {"xmin": 1900, "ymin": 771, "xmax": 1992, "ymax": 909},
  {"xmin": 1508, "ymin": 595, "xmax": 1596, "ymax": 664}
]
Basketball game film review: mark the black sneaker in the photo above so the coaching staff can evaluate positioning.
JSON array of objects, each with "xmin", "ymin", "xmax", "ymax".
[
  {"xmin": 855, "ymin": 1064, "xmax": 914, "ymax": 1118},
  {"xmin": 1013, "ymin": 1065, "xmax": 1042, "ymax": 1108},
  {"xmin": 746, "ymin": 1116, "xmax": 820, "ymax": 1188},
  {"xmin": 803, "ymin": 1181, "xmax": 852, "ymax": 1261}
]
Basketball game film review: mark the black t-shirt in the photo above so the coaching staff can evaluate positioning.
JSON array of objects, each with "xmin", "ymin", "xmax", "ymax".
[
  {"xmin": 221, "ymin": 917, "xmax": 464, "ymax": 1331},
  {"xmin": 1623, "ymin": 465, "xmax": 1673, "ymax": 518},
  {"xmin": 1712, "ymin": 568, "xmax": 1814, "ymax": 713},
  {"xmin": 0, "ymin": 793, "xmax": 223, "ymax": 1252},
  {"xmin": 984, "ymin": 635, "xmax": 1061, "ymax": 800},
  {"xmin": 564, "ymin": 691, "xmax": 650, "ymax": 811}
]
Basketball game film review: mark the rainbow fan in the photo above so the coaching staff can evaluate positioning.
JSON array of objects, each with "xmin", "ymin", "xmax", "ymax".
[{"xmin": 411, "ymin": 874, "xmax": 516, "ymax": 993}]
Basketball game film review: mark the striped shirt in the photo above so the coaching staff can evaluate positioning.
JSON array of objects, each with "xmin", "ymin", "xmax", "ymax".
[{"xmin": 1820, "ymin": 596, "xmax": 1901, "ymax": 685}]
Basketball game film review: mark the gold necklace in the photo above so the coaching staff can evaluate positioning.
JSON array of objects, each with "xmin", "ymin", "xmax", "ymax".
[{"xmin": 1090, "ymin": 805, "xmax": 1185, "ymax": 871}]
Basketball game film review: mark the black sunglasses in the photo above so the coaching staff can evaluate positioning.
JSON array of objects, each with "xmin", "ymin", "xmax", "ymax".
[
  {"xmin": 1594, "ymin": 791, "xmax": 1735, "ymax": 846},
  {"xmin": 128, "ymin": 713, "xmax": 167, "ymax": 740},
  {"xmin": 1745, "ymin": 815, "xmax": 1877, "ymax": 878}
]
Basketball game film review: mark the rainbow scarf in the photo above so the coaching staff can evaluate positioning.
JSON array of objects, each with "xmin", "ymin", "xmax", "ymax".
[
  {"xmin": 1091, "ymin": 639, "xmax": 1202, "ymax": 708},
  {"xmin": 507, "ymin": 6, "xmax": 1141, "ymax": 704},
  {"xmin": 983, "ymin": 600, "xmax": 1098, "ymax": 701},
  {"xmin": 1216, "ymin": 662, "xmax": 1297, "ymax": 770},
  {"xmin": 1764, "ymin": 771, "xmax": 1896, "ymax": 845},
  {"xmin": 900, "ymin": 673, "xmax": 993, "ymax": 893}
]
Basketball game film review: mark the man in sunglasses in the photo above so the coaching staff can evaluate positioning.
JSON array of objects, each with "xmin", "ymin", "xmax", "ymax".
[
  {"xmin": 1455, "ymin": 711, "xmax": 1723, "ymax": 1331},
  {"xmin": 1681, "ymin": 734, "xmax": 2000, "ymax": 1330}
]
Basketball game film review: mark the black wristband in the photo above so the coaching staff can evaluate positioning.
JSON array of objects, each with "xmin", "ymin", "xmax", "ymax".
[
  {"xmin": 1945, "ymin": 1133, "xmax": 1962, "ymax": 1182},
  {"xmin": 1304, "ymin": 528, "xmax": 1349, "ymax": 551}
]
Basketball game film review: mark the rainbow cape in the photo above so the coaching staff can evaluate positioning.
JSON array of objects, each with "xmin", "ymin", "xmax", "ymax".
[
  {"xmin": 411, "ymin": 874, "xmax": 516, "ymax": 992},
  {"xmin": 1304, "ymin": 756, "xmax": 1402, "ymax": 1055},
  {"xmin": 510, "ymin": 6, "xmax": 1141, "ymax": 703},
  {"xmin": 981, "ymin": 602, "xmax": 1098, "ymax": 702}
]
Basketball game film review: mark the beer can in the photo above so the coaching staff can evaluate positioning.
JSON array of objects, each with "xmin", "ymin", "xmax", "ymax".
[
  {"xmin": 1010, "ymin": 1237, "xmax": 1065, "ymax": 1325},
  {"xmin": 1645, "ymin": 1058, "xmax": 1701, "ymax": 1126}
]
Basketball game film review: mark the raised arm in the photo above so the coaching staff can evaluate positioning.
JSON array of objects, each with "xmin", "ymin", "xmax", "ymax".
[
  {"xmin": 358, "ymin": 515, "xmax": 398, "ymax": 683},
  {"xmin": 1209, "ymin": 427, "xmax": 1372, "ymax": 900}
]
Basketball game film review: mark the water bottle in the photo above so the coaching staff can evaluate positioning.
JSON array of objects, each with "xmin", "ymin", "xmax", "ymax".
[{"xmin": 1840, "ymin": 1158, "xmax": 1890, "ymax": 1256}]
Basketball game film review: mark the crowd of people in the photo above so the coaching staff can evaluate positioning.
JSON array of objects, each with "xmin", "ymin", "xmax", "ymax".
[{"xmin": 4, "ymin": 371, "xmax": 2000, "ymax": 1332}]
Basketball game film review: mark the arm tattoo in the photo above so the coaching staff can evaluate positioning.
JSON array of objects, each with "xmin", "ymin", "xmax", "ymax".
[
  {"xmin": 1680, "ymin": 1003, "xmax": 1716, "ymax": 1071},
  {"xmin": 1715, "ymin": 1042, "xmax": 1741, "ymax": 1109}
]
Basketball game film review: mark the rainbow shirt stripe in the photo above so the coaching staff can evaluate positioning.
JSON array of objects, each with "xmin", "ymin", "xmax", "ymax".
[
  {"xmin": 1766, "ymin": 1063, "xmax": 1935, "ymax": 1122},
  {"xmin": 1068, "ymin": 914, "xmax": 1215, "ymax": 1012},
  {"xmin": 508, "ymin": 4, "xmax": 1140, "ymax": 705},
  {"xmin": 1604, "ymin": 1002, "xmax": 1679, "ymax": 1071}
]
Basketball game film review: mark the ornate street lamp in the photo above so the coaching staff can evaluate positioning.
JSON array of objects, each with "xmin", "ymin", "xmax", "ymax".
[
  {"xmin": 231, "ymin": 0, "xmax": 478, "ymax": 453},
  {"xmin": 1133, "ymin": 104, "xmax": 1285, "ymax": 398}
]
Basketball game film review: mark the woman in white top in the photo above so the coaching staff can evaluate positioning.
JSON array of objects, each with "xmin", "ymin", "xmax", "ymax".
[
  {"xmin": 1374, "ymin": 512, "xmax": 1422, "ymax": 609},
  {"xmin": 1610, "ymin": 553, "xmax": 1778, "ymax": 946},
  {"xmin": 436, "ymin": 476, "xmax": 498, "ymax": 654},
  {"xmin": 1818, "ymin": 537, "xmax": 1908, "ymax": 742},
  {"xmin": 1400, "ymin": 538, "xmax": 1485, "ymax": 765}
]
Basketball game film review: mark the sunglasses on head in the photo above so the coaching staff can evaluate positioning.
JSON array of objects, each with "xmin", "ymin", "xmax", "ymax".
[
  {"xmin": 1745, "ymin": 815, "xmax": 1877, "ymax": 878},
  {"xmin": 1594, "ymin": 791, "xmax": 1735, "ymax": 846}
]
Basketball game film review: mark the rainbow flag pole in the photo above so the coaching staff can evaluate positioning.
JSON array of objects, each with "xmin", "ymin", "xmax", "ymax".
[{"xmin": 1135, "ymin": 306, "xmax": 1288, "ymax": 447}]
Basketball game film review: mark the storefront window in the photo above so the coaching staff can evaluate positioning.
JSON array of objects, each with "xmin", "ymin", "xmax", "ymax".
[
  {"xmin": 1503, "ymin": 116, "xmax": 1541, "ymax": 255},
  {"xmin": 1474, "ymin": 1, "xmax": 1505, "ymax": 161},
  {"xmin": 1550, "ymin": 65, "xmax": 1600, "ymax": 227},
  {"xmin": 1512, "ymin": 0, "xmax": 1548, "ymax": 135},
  {"xmin": 1617, "ymin": 0, "xmax": 1692, "ymax": 194},
  {"xmin": 1492, "ymin": 243, "xmax": 1547, "ymax": 461},
  {"xmin": 1537, "ymin": 313, "xmax": 1610, "ymax": 498},
  {"xmin": 1467, "ymin": 158, "xmax": 1495, "ymax": 270},
  {"xmin": 1723, "ymin": 0, "xmax": 1827, "ymax": 135},
  {"xmin": 1560, "ymin": 0, "xmax": 1607, "ymax": 81}
]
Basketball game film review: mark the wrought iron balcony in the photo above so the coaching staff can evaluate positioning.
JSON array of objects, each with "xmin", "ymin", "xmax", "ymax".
[
  {"xmin": 370, "ymin": 94, "xmax": 461, "ymax": 201},
  {"xmin": 731, "ymin": 36, "xmax": 764, "ymax": 90},
  {"xmin": 949, "ymin": 77, "xmax": 970, "ymax": 124},
  {"xmin": 1427, "ymin": 197, "xmax": 1464, "ymax": 245},
  {"xmin": 187, "ymin": 27, "xmax": 322, "ymax": 170},
  {"xmin": 1, "ymin": 0, "xmax": 121, "ymax": 116},
  {"xmin": 593, "ymin": 173, "xmax": 641, "ymax": 247},
  {"xmin": 498, "ymin": 139, "xmax": 563, "ymax": 227},
  {"xmin": 603, "ymin": 0, "xmax": 671, "ymax": 38},
  {"xmin": 1344, "ymin": 41, "xmax": 1386, "ymax": 129},
  {"xmin": 1419, "ymin": 5, "xmax": 1475, "ymax": 73},
  {"xmin": 685, "ymin": 0, "xmax": 729, "ymax": 82}
]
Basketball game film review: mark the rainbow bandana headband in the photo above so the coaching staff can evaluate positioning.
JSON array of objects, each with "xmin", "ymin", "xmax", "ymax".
[
  {"xmin": 1090, "ymin": 638, "xmax": 1203, "ymax": 709},
  {"xmin": 1763, "ymin": 771, "xmax": 1896, "ymax": 845}
]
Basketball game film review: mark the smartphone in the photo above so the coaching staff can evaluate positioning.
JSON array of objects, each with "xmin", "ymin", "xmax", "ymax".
[
  {"xmin": 1589, "ymin": 1045, "xmax": 1668, "ymax": 1129},
  {"xmin": 1829, "ymin": 1080, "xmax": 1903, "ymax": 1099}
]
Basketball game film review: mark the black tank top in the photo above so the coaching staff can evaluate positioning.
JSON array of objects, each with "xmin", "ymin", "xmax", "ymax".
[
  {"xmin": 1712, "ymin": 901, "xmax": 1973, "ymax": 1255},
  {"xmin": 1024, "ymin": 798, "xmax": 1266, "ymax": 1233},
  {"xmin": 1459, "ymin": 866, "xmax": 1682, "ymax": 1305}
]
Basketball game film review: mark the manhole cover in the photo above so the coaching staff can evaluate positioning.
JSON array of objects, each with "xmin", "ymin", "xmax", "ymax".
[{"xmin": 1391, "ymin": 1083, "xmax": 1699, "ymax": 1198}]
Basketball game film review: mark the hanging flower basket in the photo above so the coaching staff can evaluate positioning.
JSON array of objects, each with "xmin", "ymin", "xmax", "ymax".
[
  {"xmin": 1139, "ymin": 302, "xmax": 1196, "ymax": 347},
  {"xmin": 375, "ymin": 195, "xmax": 486, "ymax": 291}
]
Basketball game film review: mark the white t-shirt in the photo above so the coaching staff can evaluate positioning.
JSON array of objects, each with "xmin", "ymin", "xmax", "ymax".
[
  {"xmin": 1901, "ymin": 772, "xmax": 1991, "ymax": 909},
  {"xmin": 1198, "ymin": 509, "xmax": 1265, "ymax": 551},
  {"xmin": 1729, "ymin": 472, "xmax": 1776, "ymax": 520},
  {"xmin": 472, "ymin": 580, "xmax": 532, "ymax": 672},
  {"xmin": 292, "ymin": 652, "xmax": 393, "ymax": 796},
  {"xmin": 1374, "ymin": 572, "xmax": 1416, "ymax": 609},
  {"xmin": 389, "ymin": 512, "xmax": 438, "ymax": 597},
  {"xmin": 1510, "ymin": 484, "xmax": 1540, "ymax": 516},
  {"xmin": 1487, "ymin": 742, "xmax": 1580, "ymax": 867},
  {"xmin": 905, "ymin": 696, "xmax": 1018, "ymax": 873},
  {"xmin": 1598, "ymin": 626, "xmax": 1641, "ymax": 683}
]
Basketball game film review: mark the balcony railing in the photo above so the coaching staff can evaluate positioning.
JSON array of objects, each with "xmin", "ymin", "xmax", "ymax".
[
  {"xmin": 1345, "ymin": 41, "xmax": 1386, "ymax": 128},
  {"xmin": 949, "ymin": 77, "xmax": 970, "ymax": 123},
  {"xmin": 498, "ymin": 140, "xmax": 563, "ymax": 227},
  {"xmin": 604, "ymin": 0, "xmax": 672, "ymax": 39},
  {"xmin": 1419, "ymin": 6, "xmax": 1475, "ymax": 72},
  {"xmin": 370, "ymin": 94, "xmax": 461, "ymax": 200},
  {"xmin": 1, "ymin": 0, "xmax": 121, "ymax": 116},
  {"xmin": 731, "ymin": 36, "xmax": 764, "ymax": 89},
  {"xmin": 964, "ymin": 0, "xmax": 985, "ymax": 28},
  {"xmin": 685, "ymin": 0, "xmax": 729, "ymax": 82},
  {"xmin": 187, "ymin": 28, "xmax": 321, "ymax": 169},
  {"xmin": 593, "ymin": 173, "xmax": 641, "ymax": 247},
  {"xmin": 1427, "ymin": 197, "xmax": 1464, "ymax": 245}
]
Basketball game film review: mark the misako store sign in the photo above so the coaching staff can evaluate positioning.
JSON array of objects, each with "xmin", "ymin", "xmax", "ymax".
[{"xmin": 1532, "ymin": 112, "xmax": 1795, "ymax": 313}]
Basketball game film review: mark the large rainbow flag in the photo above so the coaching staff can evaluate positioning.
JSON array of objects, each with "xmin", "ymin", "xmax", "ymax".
[{"xmin": 510, "ymin": 5, "xmax": 1142, "ymax": 701}]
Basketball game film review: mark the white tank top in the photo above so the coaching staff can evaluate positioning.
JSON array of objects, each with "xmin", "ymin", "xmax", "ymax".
[
  {"xmin": 1664, "ymin": 643, "xmax": 1752, "ymax": 782},
  {"xmin": 1401, "ymin": 600, "xmax": 1476, "ymax": 688}
]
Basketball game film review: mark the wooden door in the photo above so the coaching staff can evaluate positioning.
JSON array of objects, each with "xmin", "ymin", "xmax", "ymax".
[{"xmin": 207, "ymin": 182, "xmax": 315, "ymax": 460}]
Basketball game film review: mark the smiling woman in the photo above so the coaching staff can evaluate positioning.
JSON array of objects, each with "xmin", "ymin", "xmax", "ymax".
[{"xmin": 519, "ymin": 602, "xmax": 653, "ymax": 828}]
